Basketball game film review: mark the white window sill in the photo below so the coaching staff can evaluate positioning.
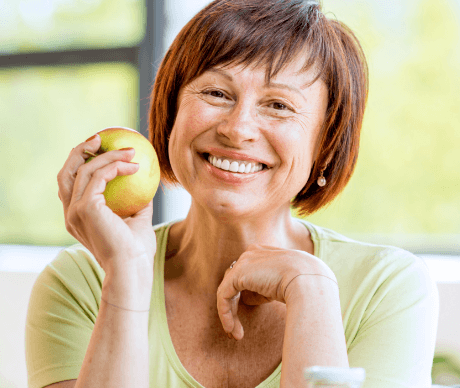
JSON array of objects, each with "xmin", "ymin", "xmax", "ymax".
[{"xmin": 0, "ymin": 244, "xmax": 67, "ymax": 273}]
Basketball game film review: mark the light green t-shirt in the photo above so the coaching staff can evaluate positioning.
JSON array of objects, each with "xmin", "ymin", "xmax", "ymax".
[{"xmin": 25, "ymin": 218, "xmax": 439, "ymax": 388}]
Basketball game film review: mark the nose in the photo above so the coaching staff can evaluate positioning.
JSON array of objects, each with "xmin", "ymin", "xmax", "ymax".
[{"xmin": 216, "ymin": 102, "xmax": 261, "ymax": 146}]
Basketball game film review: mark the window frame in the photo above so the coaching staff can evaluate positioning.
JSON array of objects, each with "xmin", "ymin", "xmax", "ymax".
[{"xmin": 0, "ymin": 0, "xmax": 165, "ymax": 225}]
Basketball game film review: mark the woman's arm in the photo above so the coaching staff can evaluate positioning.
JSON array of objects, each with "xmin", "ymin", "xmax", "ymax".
[
  {"xmin": 281, "ymin": 272, "xmax": 349, "ymax": 388},
  {"xmin": 216, "ymin": 244, "xmax": 348, "ymax": 387},
  {"xmin": 74, "ymin": 266, "xmax": 152, "ymax": 388}
]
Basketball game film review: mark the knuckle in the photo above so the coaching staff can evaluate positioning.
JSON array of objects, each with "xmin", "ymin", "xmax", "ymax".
[
  {"xmin": 77, "ymin": 199, "xmax": 93, "ymax": 216},
  {"xmin": 92, "ymin": 168, "xmax": 104, "ymax": 178},
  {"xmin": 76, "ymin": 163, "xmax": 89, "ymax": 176},
  {"xmin": 216, "ymin": 284, "xmax": 224, "ymax": 296},
  {"xmin": 114, "ymin": 160, "xmax": 126, "ymax": 168},
  {"xmin": 67, "ymin": 207, "xmax": 78, "ymax": 226},
  {"xmin": 238, "ymin": 255, "xmax": 249, "ymax": 265},
  {"xmin": 65, "ymin": 209, "xmax": 76, "ymax": 230},
  {"xmin": 64, "ymin": 220, "xmax": 73, "ymax": 234}
]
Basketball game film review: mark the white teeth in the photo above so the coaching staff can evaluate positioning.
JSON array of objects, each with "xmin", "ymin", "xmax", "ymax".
[
  {"xmin": 221, "ymin": 160, "xmax": 230, "ymax": 171},
  {"xmin": 229, "ymin": 161, "xmax": 238, "ymax": 172},
  {"xmin": 207, "ymin": 154, "xmax": 264, "ymax": 174}
]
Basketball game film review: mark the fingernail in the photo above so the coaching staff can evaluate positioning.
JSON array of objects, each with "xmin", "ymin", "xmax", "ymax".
[
  {"xmin": 85, "ymin": 134, "xmax": 99, "ymax": 142},
  {"xmin": 119, "ymin": 147, "xmax": 134, "ymax": 151}
]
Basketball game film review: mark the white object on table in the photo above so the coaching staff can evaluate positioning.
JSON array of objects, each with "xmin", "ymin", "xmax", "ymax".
[{"xmin": 304, "ymin": 366, "xmax": 366, "ymax": 388}]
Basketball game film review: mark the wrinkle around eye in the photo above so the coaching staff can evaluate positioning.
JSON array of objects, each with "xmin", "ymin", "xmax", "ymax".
[
  {"xmin": 177, "ymin": 92, "xmax": 196, "ymax": 110},
  {"xmin": 289, "ymin": 113, "xmax": 318, "ymax": 136}
]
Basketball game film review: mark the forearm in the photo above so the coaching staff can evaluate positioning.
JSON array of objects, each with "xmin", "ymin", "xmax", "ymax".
[
  {"xmin": 75, "ymin": 268, "xmax": 152, "ymax": 388},
  {"xmin": 280, "ymin": 273, "xmax": 349, "ymax": 388}
]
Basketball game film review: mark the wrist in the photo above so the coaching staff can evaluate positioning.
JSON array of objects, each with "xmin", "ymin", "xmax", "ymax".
[
  {"xmin": 284, "ymin": 271, "xmax": 339, "ymax": 305},
  {"xmin": 102, "ymin": 263, "xmax": 154, "ymax": 311}
]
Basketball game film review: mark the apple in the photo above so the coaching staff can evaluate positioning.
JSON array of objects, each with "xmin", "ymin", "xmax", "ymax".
[{"xmin": 85, "ymin": 127, "xmax": 161, "ymax": 217}]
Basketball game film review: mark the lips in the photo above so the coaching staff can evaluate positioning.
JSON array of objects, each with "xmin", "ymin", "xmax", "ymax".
[
  {"xmin": 198, "ymin": 151, "xmax": 270, "ymax": 184},
  {"xmin": 206, "ymin": 153, "xmax": 265, "ymax": 173}
]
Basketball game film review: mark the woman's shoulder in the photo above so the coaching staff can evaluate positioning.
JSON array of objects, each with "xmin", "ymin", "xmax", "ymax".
[
  {"xmin": 32, "ymin": 244, "xmax": 105, "ymax": 303},
  {"xmin": 295, "ymin": 218, "xmax": 433, "ymax": 288},
  {"xmin": 297, "ymin": 220, "xmax": 438, "ymax": 334},
  {"xmin": 46, "ymin": 243, "xmax": 104, "ymax": 278},
  {"xmin": 298, "ymin": 218, "xmax": 423, "ymax": 264}
]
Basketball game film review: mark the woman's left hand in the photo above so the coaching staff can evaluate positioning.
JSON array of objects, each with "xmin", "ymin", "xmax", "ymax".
[{"xmin": 216, "ymin": 244, "xmax": 337, "ymax": 340}]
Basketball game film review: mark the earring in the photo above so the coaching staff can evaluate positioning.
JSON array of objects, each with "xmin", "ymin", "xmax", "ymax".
[{"xmin": 317, "ymin": 168, "xmax": 326, "ymax": 187}]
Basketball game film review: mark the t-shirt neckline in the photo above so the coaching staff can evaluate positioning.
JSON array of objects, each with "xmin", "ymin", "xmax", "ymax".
[{"xmin": 154, "ymin": 217, "xmax": 320, "ymax": 388}]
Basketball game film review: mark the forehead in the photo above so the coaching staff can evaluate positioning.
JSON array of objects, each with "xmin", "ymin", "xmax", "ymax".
[{"xmin": 204, "ymin": 51, "xmax": 322, "ymax": 88}]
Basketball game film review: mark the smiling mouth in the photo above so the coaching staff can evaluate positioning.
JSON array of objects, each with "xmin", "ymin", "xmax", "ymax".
[{"xmin": 201, "ymin": 153, "xmax": 269, "ymax": 174}]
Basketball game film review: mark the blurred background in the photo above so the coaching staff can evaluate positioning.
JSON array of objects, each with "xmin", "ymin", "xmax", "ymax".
[{"xmin": 0, "ymin": 0, "xmax": 459, "ymax": 386}]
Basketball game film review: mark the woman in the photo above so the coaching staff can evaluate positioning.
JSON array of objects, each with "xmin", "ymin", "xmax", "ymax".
[{"xmin": 26, "ymin": 1, "xmax": 438, "ymax": 387}]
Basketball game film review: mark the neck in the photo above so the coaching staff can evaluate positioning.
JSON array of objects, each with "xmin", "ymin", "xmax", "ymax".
[{"xmin": 164, "ymin": 202, "xmax": 312, "ymax": 297}]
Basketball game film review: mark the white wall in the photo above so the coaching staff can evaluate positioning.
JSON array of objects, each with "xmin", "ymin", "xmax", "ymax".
[{"xmin": 0, "ymin": 272, "xmax": 42, "ymax": 388}]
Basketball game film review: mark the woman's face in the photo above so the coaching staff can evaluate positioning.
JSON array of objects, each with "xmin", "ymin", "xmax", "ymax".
[{"xmin": 168, "ymin": 53, "xmax": 329, "ymax": 218}]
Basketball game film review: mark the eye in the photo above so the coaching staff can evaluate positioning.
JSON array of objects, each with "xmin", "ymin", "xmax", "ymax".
[
  {"xmin": 268, "ymin": 101, "xmax": 294, "ymax": 112},
  {"xmin": 203, "ymin": 89, "xmax": 226, "ymax": 99},
  {"xmin": 272, "ymin": 102, "xmax": 288, "ymax": 110}
]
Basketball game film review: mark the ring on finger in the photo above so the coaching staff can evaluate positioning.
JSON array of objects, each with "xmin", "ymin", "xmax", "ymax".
[{"xmin": 230, "ymin": 260, "xmax": 237, "ymax": 269}]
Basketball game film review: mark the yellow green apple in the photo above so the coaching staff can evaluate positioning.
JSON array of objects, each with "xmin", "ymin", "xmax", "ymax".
[{"xmin": 85, "ymin": 127, "xmax": 160, "ymax": 217}]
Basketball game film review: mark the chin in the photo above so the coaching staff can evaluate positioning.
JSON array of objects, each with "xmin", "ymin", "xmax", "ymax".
[{"xmin": 202, "ymin": 195, "xmax": 264, "ymax": 220}]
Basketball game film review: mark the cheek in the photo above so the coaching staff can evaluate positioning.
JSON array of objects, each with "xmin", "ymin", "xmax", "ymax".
[
  {"xmin": 178, "ymin": 96, "xmax": 219, "ymax": 133},
  {"xmin": 168, "ymin": 100, "xmax": 218, "ymax": 177},
  {"xmin": 169, "ymin": 100, "xmax": 205, "ymax": 152},
  {"xmin": 272, "ymin": 123, "xmax": 316, "ymax": 168},
  {"xmin": 188, "ymin": 106, "xmax": 216, "ymax": 129}
]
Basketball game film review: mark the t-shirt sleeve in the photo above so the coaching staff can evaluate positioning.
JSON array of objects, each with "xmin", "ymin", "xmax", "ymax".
[
  {"xmin": 25, "ymin": 245, "xmax": 104, "ymax": 388},
  {"xmin": 346, "ymin": 248, "xmax": 439, "ymax": 388}
]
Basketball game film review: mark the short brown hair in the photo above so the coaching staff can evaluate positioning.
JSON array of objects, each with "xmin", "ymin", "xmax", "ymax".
[{"xmin": 149, "ymin": 0, "xmax": 369, "ymax": 216}]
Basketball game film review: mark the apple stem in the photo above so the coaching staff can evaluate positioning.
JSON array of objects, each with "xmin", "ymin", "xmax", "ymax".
[{"xmin": 84, "ymin": 150, "xmax": 98, "ymax": 157}]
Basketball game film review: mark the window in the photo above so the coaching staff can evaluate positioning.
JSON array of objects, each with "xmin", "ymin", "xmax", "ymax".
[
  {"xmin": 1, "ymin": 0, "xmax": 459, "ymax": 257},
  {"xmin": 292, "ymin": 0, "xmax": 460, "ymax": 256},
  {"xmin": 0, "ymin": 0, "xmax": 166, "ymax": 253}
]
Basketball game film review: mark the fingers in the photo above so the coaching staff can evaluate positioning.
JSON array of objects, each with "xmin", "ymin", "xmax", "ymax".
[
  {"xmin": 217, "ymin": 268, "xmax": 244, "ymax": 340},
  {"xmin": 57, "ymin": 134, "xmax": 102, "ymax": 212},
  {"xmin": 70, "ymin": 159, "xmax": 139, "ymax": 224},
  {"xmin": 58, "ymin": 134, "xmax": 139, "ymax": 214},
  {"xmin": 71, "ymin": 148, "xmax": 138, "ymax": 206}
]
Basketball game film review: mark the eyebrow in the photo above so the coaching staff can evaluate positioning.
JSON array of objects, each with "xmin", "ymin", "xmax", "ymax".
[{"xmin": 206, "ymin": 68, "xmax": 308, "ymax": 101}]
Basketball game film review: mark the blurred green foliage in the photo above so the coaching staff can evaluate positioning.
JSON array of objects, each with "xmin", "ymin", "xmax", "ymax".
[
  {"xmin": 0, "ymin": 0, "xmax": 145, "ymax": 53},
  {"xmin": 293, "ymin": 0, "xmax": 460, "ymax": 250},
  {"xmin": 0, "ymin": 0, "xmax": 459, "ymax": 248},
  {"xmin": 0, "ymin": 63, "xmax": 139, "ymax": 246}
]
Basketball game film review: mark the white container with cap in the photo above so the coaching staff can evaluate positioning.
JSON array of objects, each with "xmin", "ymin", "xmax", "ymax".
[{"xmin": 304, "ymin": 366, "xmax": 366, "ymax": 388}]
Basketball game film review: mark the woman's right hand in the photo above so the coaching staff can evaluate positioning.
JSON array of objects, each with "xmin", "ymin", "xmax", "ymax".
[{"xmin": 57, "ymin": 134, "xmax": 157, "ymax": 296}]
